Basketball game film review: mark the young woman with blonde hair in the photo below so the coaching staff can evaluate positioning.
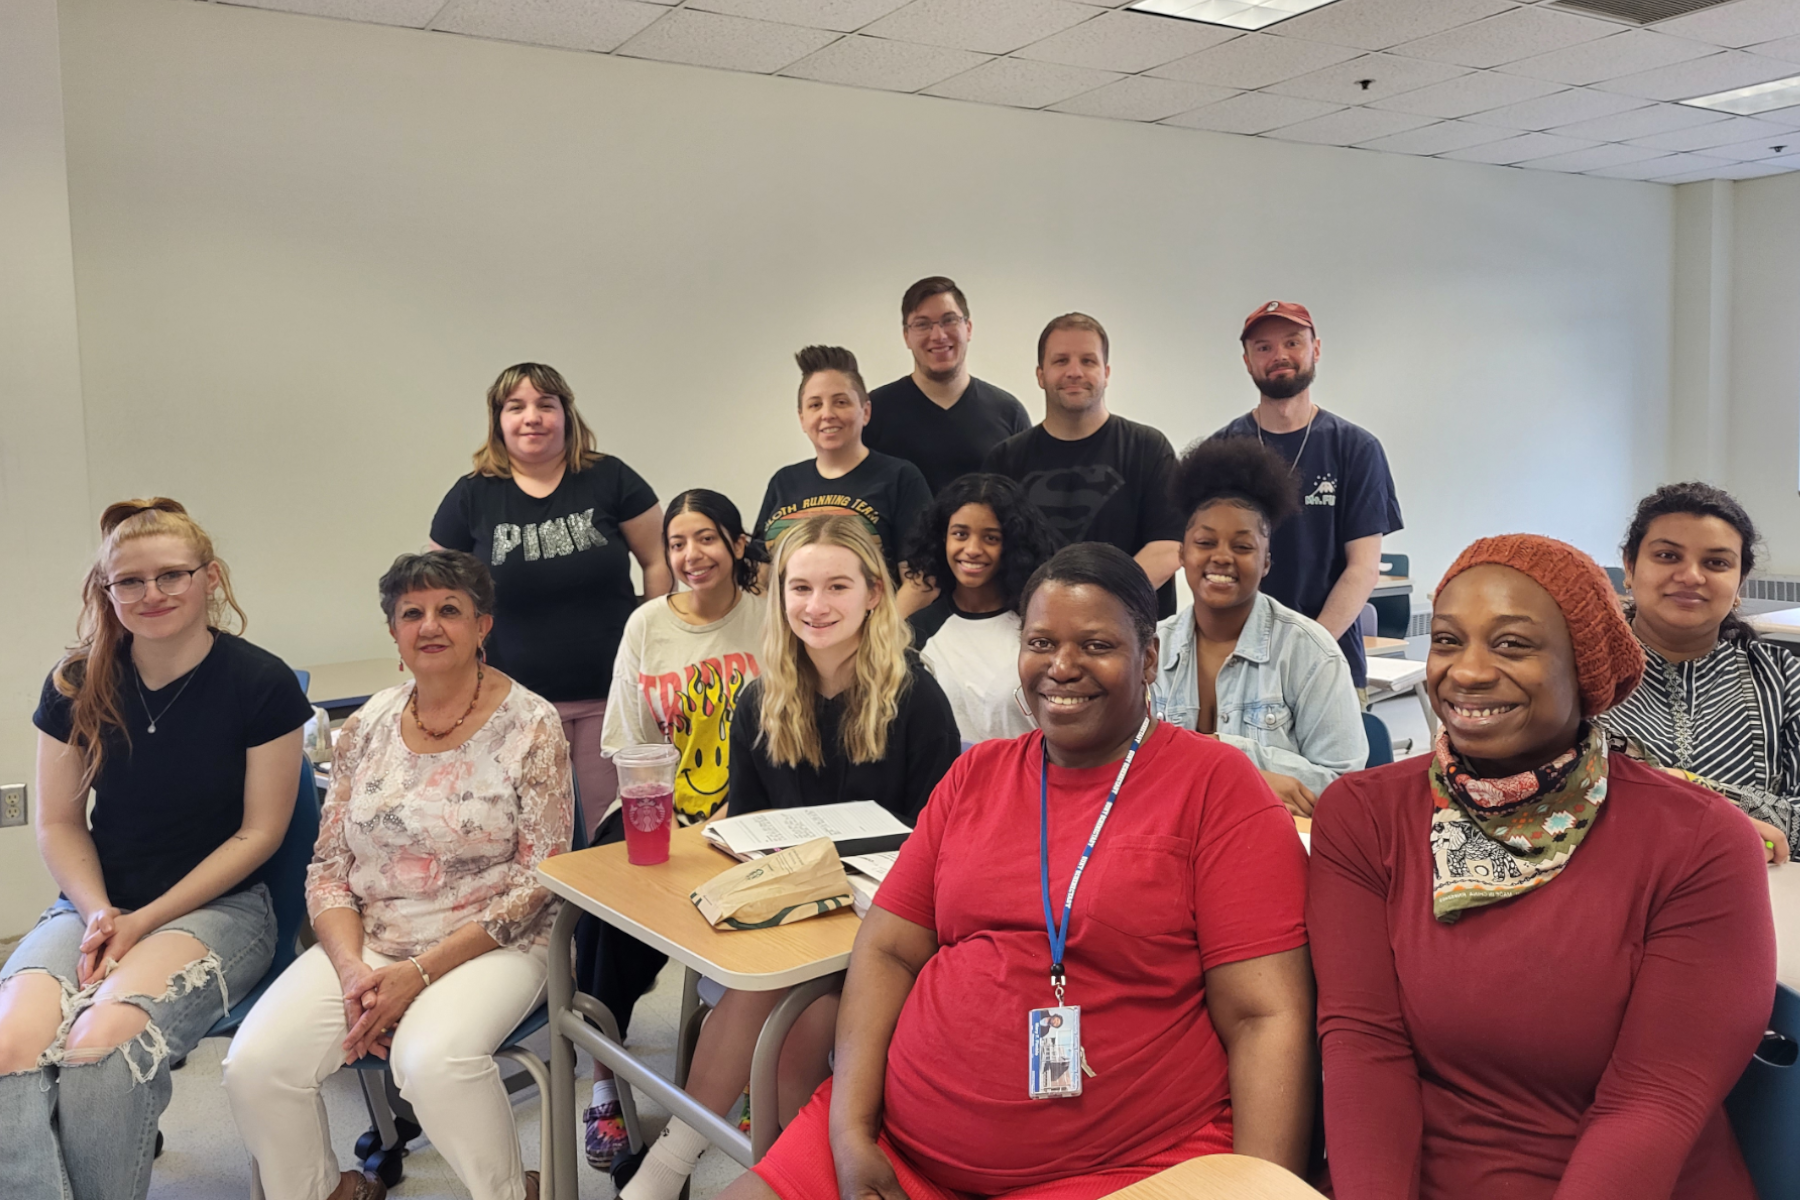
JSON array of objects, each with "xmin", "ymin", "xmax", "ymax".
[
  {"xmin": 615, "ymin": 514, "xmax": 959, "ymax": 1200},
  {"xmin": 0, "ymin": 499, "xmax": 311, "ymax": 1200},
  {"xmin": 430, "ymin": 362, "xmax": 669, "ymax": 828}
]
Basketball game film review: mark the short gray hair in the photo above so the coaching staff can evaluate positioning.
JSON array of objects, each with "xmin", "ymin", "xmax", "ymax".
[{"xmin": 378, "ymin": 550, "xmax": 496, "ymax": 624}]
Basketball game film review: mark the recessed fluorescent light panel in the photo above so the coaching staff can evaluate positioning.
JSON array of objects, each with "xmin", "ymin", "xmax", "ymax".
[
  {"xmin": 1126, "ymin": 0, "xmax": 1347, "ymax": 32},
  {"xmin": 1681, "ymin": 74, "xmax": 1800, "ymax": 117}
]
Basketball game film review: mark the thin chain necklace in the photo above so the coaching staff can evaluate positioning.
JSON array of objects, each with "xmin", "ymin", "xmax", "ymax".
[
  {"xmin": 1255, "ymin": 402, "xmax": 1318, "ymax": 475},
  {"xmin": 135, "ymin": 661, "xmax": 201, "ymax": 734},
  {"xmin": 409, "ymin": 665, "xmax": 484, "ymax": 740}
]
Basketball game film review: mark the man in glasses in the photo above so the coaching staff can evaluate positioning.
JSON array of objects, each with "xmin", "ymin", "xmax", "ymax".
[{"xmin": 864, "ymin": 276, "xmax": 1029, "ymax": 496}]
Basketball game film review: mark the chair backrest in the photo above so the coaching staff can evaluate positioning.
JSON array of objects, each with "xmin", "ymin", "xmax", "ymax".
[
  {"xmin": 1357, "ymin": 603, "xmax": 1377, "ymax": 640},
  {"xmin": 1727, "ymin": 983, "xmax": 1800, "ymax": 1199},
  {"xmin": 1604, "ymin": 566, "xmax": 1627, "ymax": 596},
  {"xmin": 264, "ymin": 757, "xmax": 321, "ymax": 976},
  {"xmin": 1380, "ymin": 553, "xmax": 1409, "ymax": 577},
  {"xmin": 1361, "ymin": 711, "xmax": 1394, "ymax": 768},
  {"xmin": 569, "ymin": 776, "xmax": 589, "ymax": 854}
]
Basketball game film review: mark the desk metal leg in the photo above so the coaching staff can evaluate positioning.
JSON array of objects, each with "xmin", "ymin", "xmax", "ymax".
[
  {"xmin": 1413, "ymin": 680, "xmax": 1439, "ymax": 738},
  {"xmin": 675, "ymin": 967, "xmax": 702, "ymax": 1090},
  {"xmin": 748, "ymin": 972, "xmax": 846, "ymax": 1162},
  {"xmin": 547, "ymin": 903, "xmax": 582, "ymax": 1200}
]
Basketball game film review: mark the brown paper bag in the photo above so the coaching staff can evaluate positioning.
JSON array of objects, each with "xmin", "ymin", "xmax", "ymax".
[{"xmin": 691, "ymin": 838, "xmax": 854, "ymax": 930}]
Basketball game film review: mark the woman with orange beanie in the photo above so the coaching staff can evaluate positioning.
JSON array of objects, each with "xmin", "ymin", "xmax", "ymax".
[{"xmin": 1309, "ymin": 534, "xmax": 1775, "ymax": 1199}]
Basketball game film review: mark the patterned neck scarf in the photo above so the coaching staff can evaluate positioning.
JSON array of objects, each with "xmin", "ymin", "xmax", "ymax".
[{"xmin": 1429, "ymin": 724, "xmax": 1609, "ymax": 923}]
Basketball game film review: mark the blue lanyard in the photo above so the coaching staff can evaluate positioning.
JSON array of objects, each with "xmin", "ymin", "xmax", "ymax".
[{"xmin": 1039, "ymin": 717, "xmax": 1150, "ymax": 1004}]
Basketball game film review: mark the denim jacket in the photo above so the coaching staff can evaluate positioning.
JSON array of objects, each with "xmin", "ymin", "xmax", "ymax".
[{"xmin": 1153, "ymin": 592, "xmax": 1367, "ymax": 794}]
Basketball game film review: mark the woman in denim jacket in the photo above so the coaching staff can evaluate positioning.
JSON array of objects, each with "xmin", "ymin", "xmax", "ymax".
[{"xmin": 1155, "ymin": 438, "xmax": 1365, "ymax": 815}]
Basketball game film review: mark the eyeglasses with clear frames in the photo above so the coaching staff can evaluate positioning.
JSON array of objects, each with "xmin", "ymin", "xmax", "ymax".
[
  {"xmin": 105, "ymin": 567, "xmax": 206, "ymax": 603},
  {"xmin": 905, "ymin": 313, "xmax": 968, "ymax": 336}
]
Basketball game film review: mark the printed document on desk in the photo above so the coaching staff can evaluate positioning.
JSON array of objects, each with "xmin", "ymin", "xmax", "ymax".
[
  {"xmin": 841, "ymin": 851, "xmax": 898, "ymax": 918},
  {"xmin": 704, "ymin": 802, "xmax": 911, "ymax": 860}
]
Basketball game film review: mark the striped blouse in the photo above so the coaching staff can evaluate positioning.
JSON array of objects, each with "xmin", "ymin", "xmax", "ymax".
[{"xmin": 1599, "ymin": 634, "xmax": 1800, "ymax": 842}]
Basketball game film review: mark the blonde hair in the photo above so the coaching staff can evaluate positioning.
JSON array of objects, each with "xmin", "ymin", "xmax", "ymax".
[
  {"xmin": 54, "ymin": 499, "xmax": 246, "ymax": 791},
  {"xmin": 469, "ymin": 362, "xmax": 605, "ymax": 478},
  {"xmin": 759, "ymin": 515, "xmax": 912, "ymax": 769}
]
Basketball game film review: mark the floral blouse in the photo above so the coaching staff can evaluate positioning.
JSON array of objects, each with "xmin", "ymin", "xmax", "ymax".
[{"xmin": 305, "ymin": 680, "xmax": 573, "ymax": 957}]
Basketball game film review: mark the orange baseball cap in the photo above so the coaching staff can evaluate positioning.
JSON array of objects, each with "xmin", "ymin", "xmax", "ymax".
[{"xmin": 1241, "ymin": 300, "xmax": 1315, "ymax": 341}]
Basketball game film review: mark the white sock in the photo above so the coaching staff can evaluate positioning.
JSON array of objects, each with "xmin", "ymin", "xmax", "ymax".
[
  {"xmin": 621, "ymin": 1119, "xmax": 710, "ymax": 1200},
  {"xmin": 591, "ymin": 1078, "xmax": 618, "ymax": 1109}
]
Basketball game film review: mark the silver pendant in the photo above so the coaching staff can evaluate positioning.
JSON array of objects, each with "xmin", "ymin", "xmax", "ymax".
[{"xmin": 147, "ymin": 723, "xmax": 156, "ymax": 733}]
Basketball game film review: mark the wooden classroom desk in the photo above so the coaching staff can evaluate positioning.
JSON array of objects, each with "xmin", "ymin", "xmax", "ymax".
[
  {"xmin": 1365, "ymin": 636, "xmax": 1408, "ymax": 658},
  {"xmin": 1105, "ymin": 1153, "xmax": 1322, "ymax": 1200},
  {"xmin": 538, "ymin": 826, "xmax": 859, "ymax": 1199},
  {"xmin": 1748, "ymin": 607, "xmax": 1800, "ymax": 647},
  {"xmin": 1371, "ymin": 575, "xmax": 1412, "ymax": 600}
]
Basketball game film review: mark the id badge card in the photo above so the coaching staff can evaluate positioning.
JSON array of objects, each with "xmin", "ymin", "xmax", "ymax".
[{"xmin": 1027, "ymin": 1006, "xmax": 1083, "ymax": 1099}]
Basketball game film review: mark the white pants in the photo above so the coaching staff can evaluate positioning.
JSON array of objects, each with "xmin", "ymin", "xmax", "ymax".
[{"xmin": 223, "ymin": 940, "xmax": 548, "ymax": 1200}]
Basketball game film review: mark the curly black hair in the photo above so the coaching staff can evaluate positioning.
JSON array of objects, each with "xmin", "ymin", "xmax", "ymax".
[
  {"xmin": 1621, "ymin": 481, "xmax": 1760, "ymax": 643},
  {"xmin": 1172, "ymin": 437, "xmax": 1302, "ymax": 533},
  {"xmin": 901, "ymin": 474, "xmax": 1064, "ymax": 611}
]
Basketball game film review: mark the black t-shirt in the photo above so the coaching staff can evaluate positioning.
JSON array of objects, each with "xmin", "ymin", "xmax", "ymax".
[
  {"xmin": 431, "ymin": 461, "xmax": 658, "ymax": 701},
  {"xmin": 982, "ymin": 414, "xmax": 1184, "ymax": 617},
  {"xmin": 33, "ymin": 633, "xmax": 313, "ymax": 912},
  {"xmin": 727, "ymin": 656, "xmax": 960, "ymax": 825},
  {"xmin": 1211, "ymin": 408, "xmax": 1403, "ymax": 687},
  {"xmin": 864, "ymin": 375, "xmax": 1031, "ymax": 496},
  {"xmin": 754, "ymin": 451, "xmax": 931, "ymax": 582}
]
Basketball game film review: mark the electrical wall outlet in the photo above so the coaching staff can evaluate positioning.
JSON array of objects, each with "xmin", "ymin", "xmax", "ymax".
[{"xmin": 0, "ymin": 785, "xmax": 26, "ymax": 828}]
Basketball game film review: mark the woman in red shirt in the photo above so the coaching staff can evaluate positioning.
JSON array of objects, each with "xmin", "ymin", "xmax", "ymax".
[
  {"xmin": 719, "ymin": 542, "xmax": 1315, "ymax": 1200},
  {"xmin": 1310, "ymin": 534, "xmax": 1776, "ymax": 1199}
]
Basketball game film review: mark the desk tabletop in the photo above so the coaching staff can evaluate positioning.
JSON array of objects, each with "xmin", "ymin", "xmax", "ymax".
[
  {"xmin": 1105, "ymin": 1155, "xmax": 1321, "ymax": 1200},
  {"xmin": 1371, "ymin": 575, "xmax": 1413, "ymax": 599},
  {"xmin": 1749, "ymin": 608, "xmax": 1800, "ymax": 642},
  {"xmin": 1364, "ymin": 656, "xmax": 1427, "ymax": 690},
  {"xmin": 538, "ymin": 825, "xmax": 859, "ymax": 991},
  {"xmin": 1365, "ymin": 636, "xmax": 1408, "ymax": 658},
  {"xmin": 1769, "ymin": 864, "xmax": 1800, "ymax": 992},
  {"xmin": 303, "ymin": 657, "xmax": 408, "ymax": 710}
]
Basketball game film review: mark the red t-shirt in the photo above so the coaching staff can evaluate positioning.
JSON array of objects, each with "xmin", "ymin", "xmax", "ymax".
[
  {"xmin": 1309, "ymin": 754, "xmax": 1775, "ymax": 1200},
  {"xmin": 874, "ymin": 722, "xmax": 1310, "ymax": 1194}
]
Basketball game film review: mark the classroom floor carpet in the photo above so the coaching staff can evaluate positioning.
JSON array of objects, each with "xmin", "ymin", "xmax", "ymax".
[{"xmin": 150, "ymin": 960, "xmax": 745, "ymax": 1200}]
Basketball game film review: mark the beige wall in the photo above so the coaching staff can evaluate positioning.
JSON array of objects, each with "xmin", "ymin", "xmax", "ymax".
[
  {"xmin": 5, "ymin": 0, "xmax": 1682, "ymax": 928},
  {"xmin": 0, "ymin": 0, "xmax": 91, "ymax": 932}
]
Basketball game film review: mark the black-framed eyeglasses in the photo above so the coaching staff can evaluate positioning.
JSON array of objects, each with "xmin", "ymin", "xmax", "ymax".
[
  {"xmin": 905, "ymin": 314, "xmax": 967, "ymax": 336},
  {"xmin": 105, "ymin": 567, "xmax": 206, "ymax": 603}
]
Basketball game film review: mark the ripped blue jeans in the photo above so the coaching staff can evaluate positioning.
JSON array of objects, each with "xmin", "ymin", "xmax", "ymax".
[{"xmin": 0, "ymin": 885, "xmax": 276, "ymax": 1200}]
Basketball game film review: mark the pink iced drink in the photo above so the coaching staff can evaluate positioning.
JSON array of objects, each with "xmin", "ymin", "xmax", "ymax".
[{"xmin": 621, "ymin": 783, "xmax": 674, "ymax": 865}]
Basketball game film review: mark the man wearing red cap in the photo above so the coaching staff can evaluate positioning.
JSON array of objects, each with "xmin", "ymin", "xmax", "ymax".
[{"xmin": 1212, "ymin": 302, "xmax": 1402, "ymax": 689}]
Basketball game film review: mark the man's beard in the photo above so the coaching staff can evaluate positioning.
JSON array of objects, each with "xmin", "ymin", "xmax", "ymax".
[{"xmin": 1257, "ymin": 364, "xmax": 1315, "ymax": 401}]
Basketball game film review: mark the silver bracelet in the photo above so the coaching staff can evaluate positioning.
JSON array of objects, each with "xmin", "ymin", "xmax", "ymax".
[{"xmin": 408, "ymin": 955, "xmax": 431, "ymax": 987}]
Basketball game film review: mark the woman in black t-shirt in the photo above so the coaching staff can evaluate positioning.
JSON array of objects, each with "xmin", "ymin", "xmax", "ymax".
[
  {"xmin": 431, "ymin": 362, "xmax": 669, "ymax": 825},
  {"xmin": 0, "ymin": 498, "xmax": 311, "ymax": 1200}
]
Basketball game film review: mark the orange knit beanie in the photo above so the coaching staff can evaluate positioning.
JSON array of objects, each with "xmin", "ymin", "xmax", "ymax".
[{"xmin": 1437, "ymin": 534, "xmax": 1645, "ymax": 716}]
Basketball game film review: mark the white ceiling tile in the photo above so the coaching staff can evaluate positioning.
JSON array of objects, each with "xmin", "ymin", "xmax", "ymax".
[
  {"xmin": 923, "ymin": 56, "xmax": 1122, "ymax": 108},
  {"xmin": 861, "ymin": 0, "xmax": 1098, "ymax": 54},
  {"xmin": 780, "ymin": 33, "xmax": 987, "ymax": 89},
  {"xmin": 432, "ymin": 0, "xmax": 667, "ymax": 52},
  {"xmin": 1050, "ymin": 75, "xmax": 1240, "ymax": 120},
  {"xmin": 219, "ymin": 0, "xmax": 447, "ymax": 26},
  {"xmin": 1370, "ymin": 69, "xmax": 1563, "ymax": 118},
  {"xmin": 1269, "ymin": 0, "xmax": 1515, "ymax": 53},
  {"xmin": 1594, "ymin": 51, "xmax": 1800, "ymax": 102},
  {"xmin": 1147, "ymin": 31, "xmax": 1362, "ymax": 89},
  {"xmin": 1754, "ymin": 35, "xmax": 1800, "ymax": 67},
  {"xmin": 1497, "ymin": 29, "xmax": 1717, "ymax": 86},
  {"xmin": 1357, "ymin": 117, "xmax": 1516, "ymax": 154},
  {"xmin": 1584, "ymin": 153, "xmax": 1727, "ymax": 180},
  {"xmin": 684, "ymin": 0, "xmax": 912, "ymax": 33},
  {"xmin": 1639, "ymin": 153, "xmax": 1745, "ymax": 180},
  {"xmin": 1160, "ymin": 90, "xmax": 1343, "ymax": 133},
  {"xmin": 615, "ymin": 9, "xmax": 837, "ymax": 71},
  {"xmin": 1392, "ymin": 6, "xmax": 1616, "ymax": 70},
  {"xmin": 1658, "ymin": 160, "xmax": 1796, "ymax": 182},
  {"xmin": 1550, "ymin": 100, "xmax": 1729, "ymax": 140},
  {"xmin": 1515, "ymin": 142, "xmax": 1667, "ymax": 172},
  {"xmin": 1625, "ymin": 113, "xmax": 1800, "ymax": 152},
  {"xmin": 1464, "ymin": 86, "xmax": 1647, "ymax": 130},
  {"xmin": 1655, "ymin": 0, "xmax": 1800, "ymax": 51},
  {"xmin": 1015, "ymin": 10, "xmax": 1239, "ymax": 73},
  {"xmin": 1440, "ymin": 130, "xmax": 1599, "ymax": 163},
  {"xmin": 1263, "ymin": 52, "xmax": 1468, "ymax": 104},
  {"xmin": 1263, "ymin": 105, "xmax": 1436, "ymax": 144},
  {"xmin": 1700, "ymin": 133, "xmax": 1800, "ymax": 162}
]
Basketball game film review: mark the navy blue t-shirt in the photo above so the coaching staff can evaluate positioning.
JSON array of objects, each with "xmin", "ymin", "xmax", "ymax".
[{"xmin": 1211, "ymin": 408, "xmax": 1402, "ymax": 686}]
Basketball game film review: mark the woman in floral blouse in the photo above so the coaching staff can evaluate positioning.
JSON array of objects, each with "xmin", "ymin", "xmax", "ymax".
[{"xmin": 224, "ymin": 550, "xmax": 573, "ymax": 1200}]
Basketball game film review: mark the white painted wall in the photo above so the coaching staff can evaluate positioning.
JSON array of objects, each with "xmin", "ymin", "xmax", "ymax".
[
  {"xmin": 4, "ymin": 0, "xmax": 1680, "ymax": 928},
  {"xmin": 0, "ymin": 0, "xmax": 92, "ymax": 933},
  {"xmin": 1724, "ymin": 171, "xmax": 1800, "ymax": 573}
]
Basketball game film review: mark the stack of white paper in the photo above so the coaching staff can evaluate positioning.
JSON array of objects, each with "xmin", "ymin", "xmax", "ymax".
[{"xmin": 703, "ymin": 802, "xmax": 911, "ymax": 861}]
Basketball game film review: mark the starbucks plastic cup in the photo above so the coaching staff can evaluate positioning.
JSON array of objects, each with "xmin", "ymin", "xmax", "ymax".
[{"xmin": 614, "ymin": 744, "xmax": 679, "ymax": 865}]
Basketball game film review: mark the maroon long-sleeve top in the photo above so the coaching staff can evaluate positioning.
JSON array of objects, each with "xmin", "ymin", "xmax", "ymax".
[{"xmin": 1308, "ymin": 753, "xmax": 1776, "ymax": 1200}]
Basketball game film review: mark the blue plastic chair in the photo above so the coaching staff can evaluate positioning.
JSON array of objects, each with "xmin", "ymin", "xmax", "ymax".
[
  {"xmin": 350, "ymin": 786, "xmax": 588, "ymax": 1190},
  {"xmin": 1373, "ymin": 553, "xmax": 1412, "ymax": 640},
  {"xmin": 1360, "ymin": 711, "xmax": 1394, "ymax": 768},
  {"xmin": 1727, "ymin": 982, "xmax": 1800, "ymax": 1199}
]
